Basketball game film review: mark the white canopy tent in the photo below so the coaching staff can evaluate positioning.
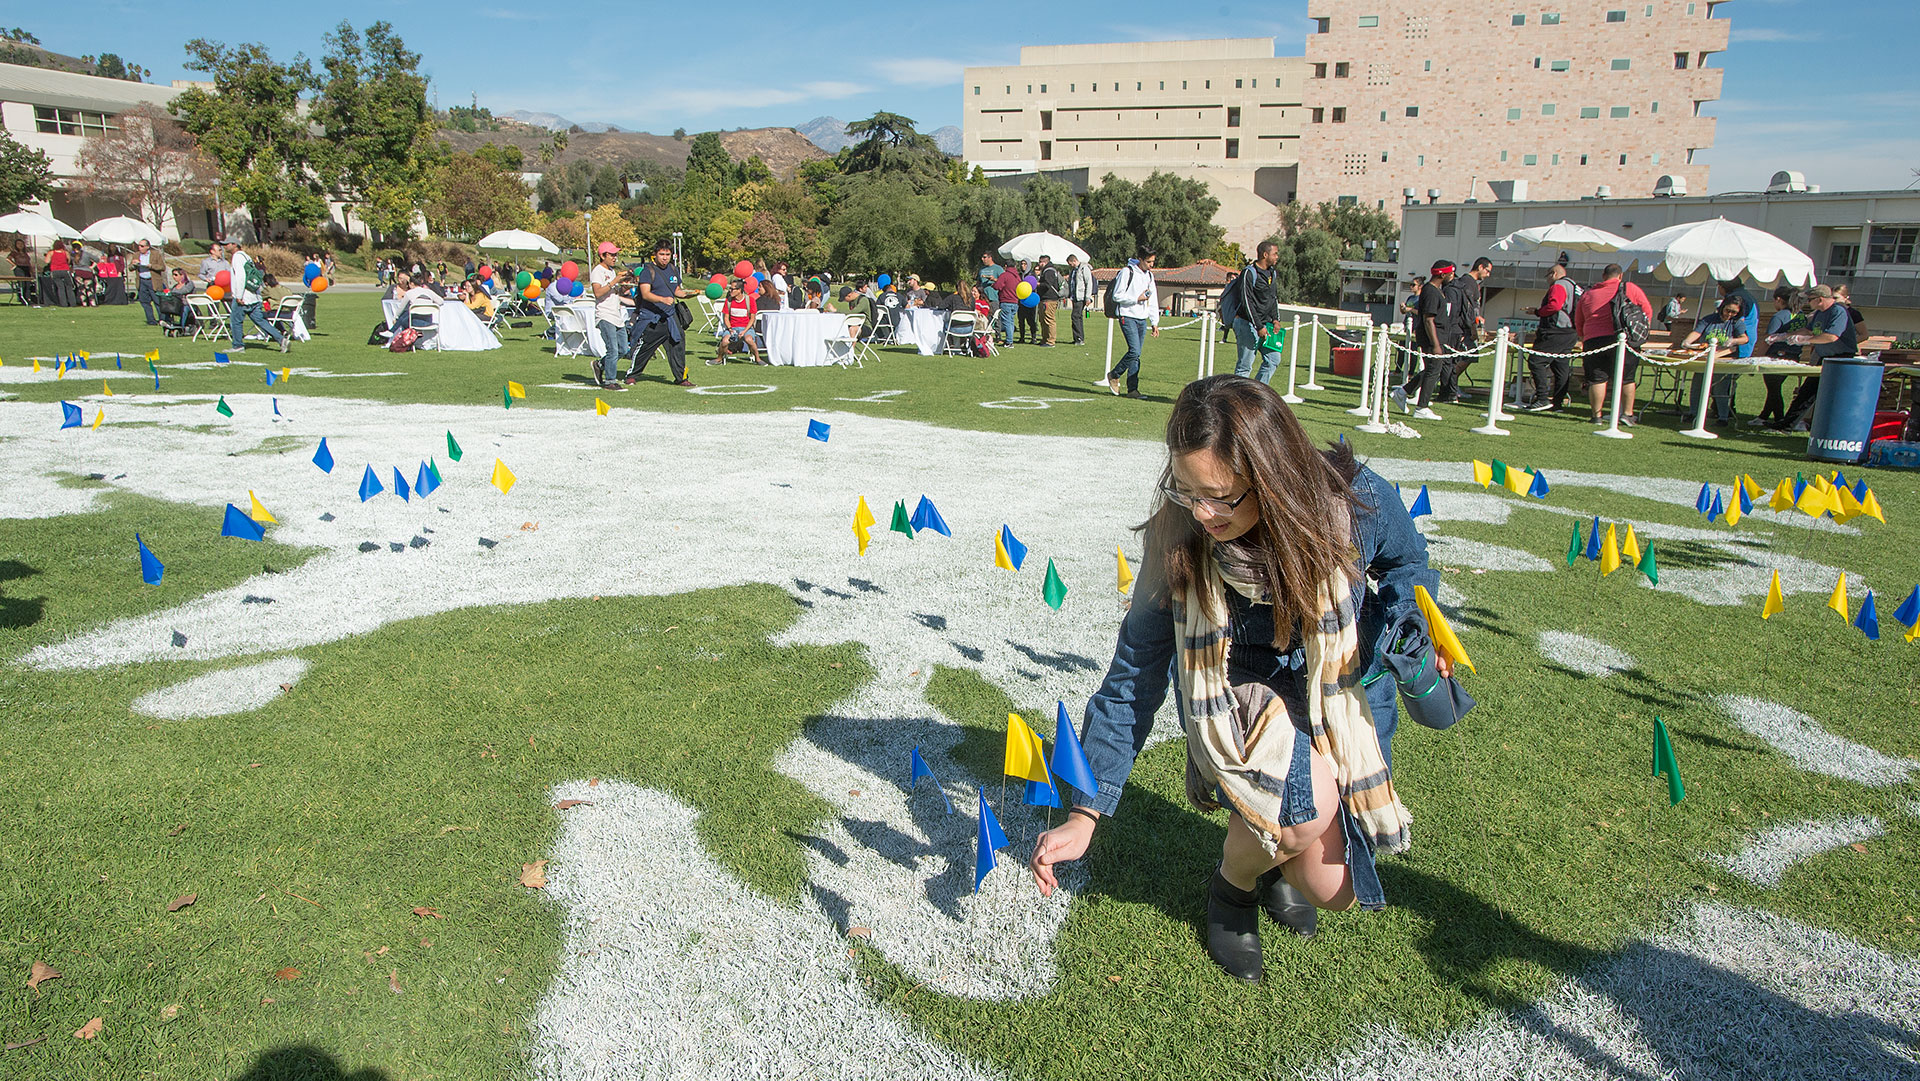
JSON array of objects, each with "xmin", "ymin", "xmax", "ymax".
[
  {"xmin": 998, "ymin": 231, "xmax": 1090, "ymax": 265},
  {"xmin": 0, "ymin": 210, "xmax": 81, "ymax": 241},
  {"xmin": 1491, "ymin": 221, "xmax": 1631, "ymax": 253},
  {"xmin": 81, "ymin": 216, "xmax": 166, "ymax": 247},
  {"xmin": 1615, "ymin": 217, "xmax": 1817, "ymax": 286},
  {"xmin": 476, "ymin": 229, "xmax": 560, "ymax": 255}
]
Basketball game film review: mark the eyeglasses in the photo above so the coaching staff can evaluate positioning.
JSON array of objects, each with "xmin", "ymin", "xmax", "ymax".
[{"xmin": 1161, "ymin": 484, "xmax": 1252, "ymax": 517}]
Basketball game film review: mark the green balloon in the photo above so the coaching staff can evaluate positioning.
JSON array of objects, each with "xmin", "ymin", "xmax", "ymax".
[
  {"xmin": 704, "ymin": 282, "xmax": 724, "ymax": 300},
  {"xmin": 515, "ymin": 270, "xmax": 532, "ymax": 289}
]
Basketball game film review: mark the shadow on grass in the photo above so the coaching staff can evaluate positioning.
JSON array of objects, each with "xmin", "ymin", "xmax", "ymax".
[
  {"xmin": 1016, "ymin": 379, "xmax": 1176, "ymax": 404},
  {"xmin": 0, "ymin": 595, "xmax": 46, "ymax": 630},
  {"xmin": 230, "ymin": 1045, "xmax": 389, "ymax": 1080},
  {"xmin": 0, "ymin": 559, "xmax": 40, "ymax": 584}
]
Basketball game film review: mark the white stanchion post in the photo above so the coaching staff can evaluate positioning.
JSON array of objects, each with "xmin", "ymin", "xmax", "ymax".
[
  {"xmin": 1209, "ymin": 314, "xmax": 1218, "ymax": 376},
  {"xmin": 1282, "ymin": 315, "xmax": 1304, "ymax": 403},
  {"xmin": 1302, "ymin": 316, "xmax": 1325, "ymax": 390},
  {"xmin": 1471, "ymin": 327, "xmax": 1512, "ymax": 436},
  {"xmin": 1358, "ymin": 328, "xmax": 1390, "ymax": 433},
  {"xmin": 1098, "ymin": 313, "xmax": 1114, "ymax": 387},
  {"xmin": 1679, "ymin": 341, "xmax": 1720, "ymax": 439},
  {"xmin": 1595, "ymin": 336, "xmax": 1633, "ymax": 439},
  {"xmin": 1196, "ymin": 312, "xmax": 1207, "ymax": 381},
  {"xmin": 1491, "ymin": 335, "xmax": 1516, "ymax": 421},
  {"xmin": 1348, "ymin": 323, "xmax": 1375, "ymax": 416}
]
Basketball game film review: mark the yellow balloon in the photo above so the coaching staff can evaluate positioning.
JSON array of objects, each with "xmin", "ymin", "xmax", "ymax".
[{"xmin": 1015, "ymin": 282, "xmax": 1033, "ymax": 299}]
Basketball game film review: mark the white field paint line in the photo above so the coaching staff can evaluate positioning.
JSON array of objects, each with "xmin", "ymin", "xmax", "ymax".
[
  {"xmin": 1535, "ymin": 632, "xmax": 1636, "ymax": 678},
  {"xmin": 0, "ymin": 367, "xmax": 163, "ymax": 384},
  {"xmin": 526, "ymin": 780, "xmax": 1002, "ymax": 1081},
  {"xmin": 1423, "ymin": 535, "xmax": 1555, "ymax": 573},
  {"xmin": 1717, "ymin": 696, "xmax": 1917, "ymax": 787},
  {"xmin": 1711, "ymin": 816, "xmax": 1886, "ymax": 889},
  {"xmin": 1290, "ymin": 901, "xmax": 1920, "ymax": 1081},
  {"xmin": 131, "ymin": 657, "xmax": 310, "ymax": 720}
]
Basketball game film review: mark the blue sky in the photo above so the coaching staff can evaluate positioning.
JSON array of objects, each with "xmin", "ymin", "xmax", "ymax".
[{"xmin": 30, "ymin": 0, "xmax": 1920, "ymax": 194}]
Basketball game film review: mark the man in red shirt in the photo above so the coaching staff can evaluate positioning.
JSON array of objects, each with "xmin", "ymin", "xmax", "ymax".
[
  {"xmin": 1573, "ymin": 263, "xmax": 1652, "ymax": 426},
  {"xmin": 1523, "ymin": 261, "xmax": 1578, "ymax": 412},
  {"xmin": 710, "ymin": 278, "xmax": 765, "ymax": 365},
  {"xmin": 994, "ymin": 263, "xmax": 1021, "ymax": 347}
]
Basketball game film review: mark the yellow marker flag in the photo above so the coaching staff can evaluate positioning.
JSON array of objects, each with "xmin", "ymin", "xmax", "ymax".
[
  {"xmin": 1827, "ymin": 573, "xmax": 1849, "ymax": 619},
  {"xmin": 91, "ymin": 409, "xmax": 103, "ymax": 431},
  {"xmin": 1824, "ymin": 483, "xmax": 1846, "ymax": 518},
  {"xmin": 1600, "ymin": 522, "xmax": 1622, "ymax": 576},
  {"xmin": 506, "ymin": 380, "xmax": 526, "ymax": 399},
  {"xmin": 248, "ymin": 490, "xmax": 277, "ymax": 524},
  {"xmin": 56, "ymin": 360, "xmax": 66, "ymax": 379},
  {"xmin": 1740, "ymin": 474, "xmax": 1764, "ymax": 500},
  {"xmin": 1762, "ymin": 570, "xmax": 1785, "ymax": 619},
  {"xmin": 490, "ymin": 458, "xmax": 516, "ymax": 494},
  {"xmin": 1503, "ymin": 468, "xmax": 1529, "ymax": 497},
  {"xmin": 1908, "ymin": 621, "xmax": 1920, "ymax": 644},
  {"xmin": 594, "ymin": 397, "xmax": 610, "ymax": 416},
  {"xmin": 1835, "ymin": 484, "xmax": 1863, "ymax": 523},
  {"xmin": 1860, "ymin": 489, "xmax": 1886, "ymax": 525},
  {"xmin": 77, "ymin": 350, "xmax": 89, "ymax": 361},
  {"xmin": 32, "ymin": 358, "xmax": 41, "ymax": 373},
  {"xmin": 994, "ymin": 532, "xmax": 1016, "ymax": 571},
  {"xmin": 1769, "ymin": 479, "xmax": 1794, "ymax": 512},
  {"xmin": 1724, "ymin": 491, "xmax": 1743, "ymax": 526},
  {"xmin": 1413, "ymin": 584, "xmax": 1475, "ymax": 674},
  {"xmin": 146, "ymin": 349, "xmax": 159, "ymax": 363},
  {"xmin": 1621, "ymin": 524, "xmax": 1642, "ymax": 567},
  {"xmin": 1795, "ymin": 484, "xmax": 1827, "ymax": 518},
  {"xmin": 852, "ymin": 496, "xmax": 876, "ymax": 555},
  {"xmin": 1472, "ymin": 459, "xmax": 1492, "ymax": 489},
  {"xmin": 103, "ymin": 380, "xmax": 114, "ymax": 397},
  {"xmin": 1117, "ymin": 547, "xmax": 1135, "ymax": 594},
  {"xmin": 1004, "ymin": 713, "xmax": 1050, "ymax": 783},
  {"xmin": 280, "ymin": 366, "xmax": 290, "ymax": 382}
]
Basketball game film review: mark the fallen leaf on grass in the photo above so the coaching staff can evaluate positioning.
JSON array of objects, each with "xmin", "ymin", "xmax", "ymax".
[
  {"xmin": 259, "ymin": 997, "xmax": 275, "ymax": 1006},
  {"xmin": 278, "ymin": 683, "xmax": 293, "ymax": 693},
  {"xmin": 437, "ymin": 825, "xmax": 473, "ymax": 835},
  {"xmin": 73, "ymin": 1017, "xmax": 102, "ymax": 1040},
  {"xmin": 1705, "ymin": 882, "xmax": 1721, "ymax": 894},
  {"xmin": 479, "ymin": 744, "xmax": 498, "ymax": 760},
  {"xmin": 847, "ymin": 926, "xmax": 871, "ymax": 939},
  {"xmin": 828, "ymin": 662, "xmax": 843, "ymax": 669},
  {"xmin": 248, "ymin": 763, "xmax": 262, "ymax": 768},
  {"xmin": 274, "ymin": 967, "xmax": 300, "ymax": 981},
  {"xmin": 160, "ymin": 1004, "xmax": 180, "ymax": 1021},
  {"xmin": 554, "ymin": 800, "xmax": 592, "ymax": 810},
  {"xmin": 587, "ymin": 778, "xmax": 600, "ymax": 787},
  {"xmin": 419, "ymin": 938, "xmax": 431, "ymax": 948},
  {"xmin": 519, "ymin": 861, "xmax": 548, "ymax": 889},
  {"xmin": 410, "ymin": 907, "xmax": 441, "ymax": 919},
  {"xmin": 6, "ymin": 1036, "xmax": 47, "ymax": 1050},
  {"xmin": 27, "ymin": 962, "xmax": 61, "ymax": 991},
  {"xmin": 166, "ymin": 823, "xmax": 188, "ymax": 837},
  {"xmin": 1107, "ymin": 975, "xmax": 1122, "ymax": 984},
  {"xmin": 848, "ymin": 790, "xmax": 861, "ymax": 797},
  {"xmin": 388, "ymin": 970, "xmax": 402, "ymax": 994},
  {"xmin": 527, "ymin": 735, "xmax": 536, "ymax": 749},
  {"xmin": 167, "ymin": 894, "xmax": 197, "ymax": 912},
  {"xmin": 1850, "ymin": 843, "xmax": 1868, "ymax": 853},
  {"xmin": 520, "ymin": 521, "xmax": 539, "ymax": 532}
]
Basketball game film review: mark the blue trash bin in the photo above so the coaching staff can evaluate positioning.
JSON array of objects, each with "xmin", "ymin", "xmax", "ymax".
[{"xmin": 1806, "ymin": 357, "xmax": 1883, "ymax": 464}]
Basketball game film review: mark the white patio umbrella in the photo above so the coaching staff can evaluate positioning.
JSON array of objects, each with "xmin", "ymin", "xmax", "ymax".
[
  {"xmin": 1615, "ymin": 217, "xmax": 1816, "ymax": 286},
  {"xmin": 0, "ymin": 210, "xmax": 81, "ymax": 240},
  {"xmin": 1491, "ymin": 221, "xmax": 1631, "ymax": 253},
  {"xmin": 81, "ymin": 215, "xmax": 166, "ymax": 247},
  {"xmin": 998, "ymin": 231, "xmax": 1090, "ymax": 265},
  {"xmin": 476, "ymin": 228, "xmax": 560, "ymax": 254}
]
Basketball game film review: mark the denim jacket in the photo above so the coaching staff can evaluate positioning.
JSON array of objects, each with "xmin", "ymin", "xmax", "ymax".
[{"xmin": 1076, "ymin": 464, "xmax": 1440, "ymax": 910}]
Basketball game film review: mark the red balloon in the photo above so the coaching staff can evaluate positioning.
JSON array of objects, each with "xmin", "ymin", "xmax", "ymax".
[
  {"xmin": 214, "ymin": 269, "xmax": 231, "ymax": 289},
  {"xmin": 560, "ymin": 260, "xmax": 580, "ymax": 280},
  {"xmin": 743, "ymin": 278, "xmax": 759, "ymax": 296},
  {"xmin": 733, "ymin": 260, "xmax": 754, "ymax": 280},
  {"xmin": 478, "ymin": 265, "xmax": 493, "ymax": 279},
  {"xmin": 710, "ymin": 273, "xmax": 727, "ymax": 285}
]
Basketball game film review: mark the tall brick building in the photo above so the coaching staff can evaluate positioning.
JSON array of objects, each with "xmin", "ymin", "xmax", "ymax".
[{"xmin": 962, "ymin": 2, "xmax": 1727, "ymax": 245}]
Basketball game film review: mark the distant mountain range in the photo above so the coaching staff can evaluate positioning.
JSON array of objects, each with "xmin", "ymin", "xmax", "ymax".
[
  {"xmin": 501, "ymin": 109, "xmax": 621, "ymax": 134},
  {"xmin": 799, "ymin": 116, "xmax": 963, "ymax": 157}
]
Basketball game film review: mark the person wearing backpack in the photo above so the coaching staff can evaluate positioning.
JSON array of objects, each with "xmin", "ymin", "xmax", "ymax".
[
  {"xmin": 1036, "ymin": 255, "xmax": 1065, "ymax": 346},
  {"xmin": 1573, "ymin": 263, "xmax": 1651, "ymax": 426},
  {"xmin": 226, "ymin": 238, "xmax": 289, "ymax": 354},
  {"xmin": 1523, "ymin": 262, "xmax": 1579, "ymax": 412},
  {"xmin": 1228, "ymin": 241, "xmax": 1283, "ymax": 383},
  {"xmin": 1105, "ymin": 251, "xmax": 1160, "ymax": 398}
]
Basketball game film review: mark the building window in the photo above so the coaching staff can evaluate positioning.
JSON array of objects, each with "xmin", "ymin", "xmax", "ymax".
[
  {"xmin": 1406, "ymin": 105, "xmax": 1420, "ymax": 117},
  {"xmin": 1005, "ymin": 85, "xmax": 1010, "ymax": 93},
  {"xmin": 1674, "ymin": 52, "xmax": 1688, "ymax": 69},
  {"xmin": 1651, "ymin": 153, "xmax": 1661, "ymax": 165},
  {"xmin": 1552, "ymin": 153, "xmax": 1561, "ymax": 164},
  {"xmin": 1380, "ymin": 111, "xmax": 1388, "ymax": 122},
  {"xmin": 1040, "ymin": 84, "xmax": 1047, "ymax": 92},
  {"xmin": 1580, "ymin": 154, "xmax": 1590, "ymax": 165},
  {"xmin": 1610, "ymin": 106, "xmax": 1630, "ymax": 118},
  {"xmin": 1235, "ymin": 79, "xmax": 1243, "ymax": 88},
  {"xmin": 1478, "ymin": 210, "xmax": 1500, "ymax": 237},
  {"xmin": 1334, "ymin": 62, "xmax": 1350, "ymax": 78},
  {"xmin": 1506, "ymin": 107, "xmax": 1522, "ymax": 120},
  {"xmin": 1651, "ymin": 100, "xmax": 1660, "ymax": 113},
  {"xmin": 1542, "ymin": 103, "xmax": 1556, "ymax": 115},
  {"xmin": 1225, "ymin": 139, "xmax": 1240, "ymax": 159},
  {"xmin": 973, "ymin": 86, "xmax": 980, "ymax": 95},
  {"xmin": 1611, "ymin": 58, "xmax": 1631, "ymax": 71},
  {"xmin": 1513, "ymin": 13, "xmax": 1526, "ymax": 25},
  {"xmin": 1688, "ymin": 2, "xmax": 1696, "ymax": 12},
  {"xmin": 1070, "ymin": 84, "xmax": 1076, "ymax": 92},
  {"xmin": 1500, "ymin": 150, "xmax": 1510, "ymax": 162},
  {"xmin": 1523, "ymin": 153, "xmax": 1538, "ymax": 165},
  {"xmin": 1040, "ymin": 141, "xmax": 1052, "ymax": 161},
  {"xmin": 1331, "ymin": 107, "xmax": 1347, "ymax": 123},
  {"xmin": 1424, "ymin": 60, "xmax": 1432, "ymax": 71},
  {"xmin": 1618, "ymin": 154, "xmax": 1628, "ymax": 164},
  {"xmin": 1381, "ymin": 152, "xmax": 1389, "ymax": 162},
  {"xmin": 1227, "ymin": 107, "xmax": 1241, "ymax": 127},
  {"xmin": 1417, "ymin": 154, "xmax": 1425, "ymax": 166},
  {"xmin": 1606, "ymin": 9, "xmax": 1626, "ymax": 21},
  {"xmin": 1204, "ymin": 80, "xmax": 1211, "ymax": 89},
  {"xmin": 1159, "ymin": 81, "xmax": 1164, "ymax": 89},
  {"xmin": 1437, "ymin": 212, "xmax": 1458, "ymax": 237},
  {"xmin": 1182, "ymin": 81, "xmax": 1188, "ymax": 89},
  {"xmin": 1311, "ymin": 107, "xmax": 1325, "ymax": 123},
  {"xmin": 1026, "ymin": 85, "xmax": 1032, "ymax": 93},
  {"xmin": 1542, "ymin": 12, "xmax": 1561, "ymax": 24},
  {"xmin": 34, "ymin": 106, "xmax": 116, "ymax": 136},
  {"xmin": 1580, "ymin": 106, "xmax": 1601, "ymax": 118},
  {"xmin": 1040, "ymin": 110, "xmax": 1052, "ymax": 130},
  {"xmin": 1137, "ymin": 82, "xmax": 1142, "ymax": 90},
  {"xmin": 1359, "ymin": 14, "xmax": 1379, "ymax": 26},
  {"xmin": 1645, "ymin": 4, "xmax": 1653, "ymax": 14},
  {"xmin": 1337, "ymin": 195, "xmax": 1359, "ymax": 207},
  {"xmin": 1550, "ymin": 59, "xmax": 1570, "ymax": 71},
  {"xmin": 1314, "ymin": 16, "xmax": 1331, "ymax": 32}
]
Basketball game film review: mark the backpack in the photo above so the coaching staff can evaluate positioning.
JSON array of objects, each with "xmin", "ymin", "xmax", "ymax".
[
  {"xmin": 388, "ymin": 326, "xmax": 419, "ymax": 352},
  {"xmin": 1217, "ymin": 270, "xmax": 1241, "ymax": 325},
  {"xmin": 1610, "ymin": 282, "xmax": 1650, "ymax": 348},
  {"xmin": 242, "ymin": 257, "xmax": 264, "ymax": 297}
]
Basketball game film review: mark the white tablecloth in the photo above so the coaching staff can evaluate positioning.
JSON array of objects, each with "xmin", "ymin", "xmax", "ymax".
[
  {"xmin": 894, "ymin": 307, "xmax": 948, "ymax": 356},
  {"xmin": 760, "ymin": 310, "xmax": 849, "ymax": 367},
  {"xmin": 382, "ymin": 296, "xmax": 502, "ymax": 352}
]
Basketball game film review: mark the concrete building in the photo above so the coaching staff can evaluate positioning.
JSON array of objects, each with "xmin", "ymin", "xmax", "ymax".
[
  {"xmin": 1344, "ymin": 181, "xmax": 1920, "ymax": 335},
  {"xmin": 962, "ymin": 3, "xmax": 1727, "ymax": 246}
]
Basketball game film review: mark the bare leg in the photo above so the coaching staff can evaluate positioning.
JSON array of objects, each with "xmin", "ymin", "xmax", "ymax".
[
  {"xmin": 1621, "ymin": 382, "xmax": 1637, "ymax": 420},
  {"xmin": 1588, "ymin": 379, "xmax": 1608, "ymax": 420},
  {"xmin": 1218, "ymin": 746, "xmax": 1351, "ymax": 909}
]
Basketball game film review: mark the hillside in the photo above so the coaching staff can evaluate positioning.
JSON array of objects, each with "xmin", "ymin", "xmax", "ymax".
[{"xmin": 437, "ymin": 126, "xmax": 827, "ymax": 180}]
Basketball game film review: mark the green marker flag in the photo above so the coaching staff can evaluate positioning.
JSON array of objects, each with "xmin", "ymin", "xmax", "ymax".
[
  {"xmin": 446, "ymin": 431, "xmax": 463, "ymax": 462},
  {"xmin": 890, "ymin": 500, "xmax": 914, "ymax": 537},
  {"xmin": 215, "ymin": 396, "xmax": 233, "ymax": 418},
  {"xmin": 1042, "ymin": 558, "xmax": 1068, "ymax": 610},
  {"xmin": 503, "ymin": 384, "xmax": 513, "ymax": 410},
  {"xmin": 1652, "ymin": 716, "xmax": 1685, "ymax": 806},
  {"xmin": 1637, "ymin": 542, "xmax": 1658, "ymax": 585},
  {"xmin": 1490, "ymin": 459, "xmax": 1509, "ymax": 486},
  {"xmin": 1566, "ymin": 521, "xmax": 1583, "ymax": 568},
  {"xmin": 427, "ymin": 457, "xmax": 443, "ymax": 485}
]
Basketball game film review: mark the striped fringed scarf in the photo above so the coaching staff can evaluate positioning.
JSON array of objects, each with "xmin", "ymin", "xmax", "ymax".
[{"xmin": 1175, "ymin": 551, "xmax": 1412, "ymax": 856}]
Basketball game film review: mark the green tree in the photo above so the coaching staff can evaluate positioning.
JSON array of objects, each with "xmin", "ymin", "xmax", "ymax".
[
  {"xmin": 473, "ymin": 142, "xmax": 523, "ymax": 172},
  {"xmin": 1079, "ymin": 171, "xmax": 1222, "ymax": 267},
  {"xmin": 1275, "ymin": 200, "xmax": 1400, "ymax": 257},
  {"xmin": 171, "ymin": 39, "xmax": 326, "ymax": 231},
  {"xmin": 683, "ymin": 132, "xmax": 732, "ymax": 191},
  {"xmin": 1020, "ymin": 175, "xmax": 1077, "ymax": 236},
  {"xmin": 1267, "ymin": 229, "xmax": 1344, "ymax": 307},
  {"xmin": 841, "ymin": 112, "xmax": 946, "ymax": 182},
  {"xmin": 940, "ymin": 184, "xmax": 1036, "ymax": 280},
  {"xmin": 423, "ymin": 152, "xmax": 531, "ymax": 240},
  {"xmin": 311, "ymin": 21, "xmax": 442, "ymax": 240},
  {"xmin": 826, "ymin": 177, "xmax": 944, "ymax": 274},
  {"xmin": 0, "ymin": 128, "xmax": 56, "ymax": 211}
]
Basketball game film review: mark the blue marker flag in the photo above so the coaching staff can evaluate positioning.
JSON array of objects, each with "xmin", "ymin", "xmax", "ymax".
[
  {"xmin": 359, "ymin": 464, "xmax": 384, "ymax": 502},
  {"xmin": 974, "ymin": 788, "xmax": 1010, "ymax": 893},
  {"xmin": 1792, "ymin": 474, "xmax": 1806, "ymax": 501},
  {"xmin": 215, "ymin": 352, "xmax": 230, "ymax": 364},
  {"xmin": 114, "ymin": 354, "xmax": 122, "ymax": 369},
  {"xmin": 909, "ymin": 746, "xmax": 953, "ymax": 814},
  {"xmin": 76, "ymin": 355, "xmax": 87, "ymax": 370},
  {"xmin": 1407, "ymin": 484, "xmax": 1432, "ymax": 519},
  {"xmin": 265, "ymin": 367, "xmax": 279, "ymax": 386},
  {"xmin": 313, "ymin": 437, "xmax": 334, "ymax": 473},
  {"xmin": 135, "ymin": 533, "xmax": 163, "ymax": 585},
  {"xmin": 806, "ymin": 419, "xmax": 830, "ymax": 442},
  {"xmin": 271, "ymin": 397, "xmax": 281, "ymax": 416},
  {"xmin": 1024, "ymin": 776, "xmax": 1061, "ymax": 808},
  {"xmin": 1585, "ymin": 516, "xmax": 1602, "ymax": 561},
  {"xmin": 1834, "ymin": 470, "xmax": 1848, "ymax": 490},
  {"xmin": 1707, "ymin": 489, "xmax": 1724, "ymax": 523},
  {"xmin": 1694, "ymin": 482, "xmax": 1711, "ymax": 514},
  {"xmin": 1852, "ymin": 478, "xmax": 1868, "ymax": 503},
  {"xmin": 1855, "ymin": 591, "xmax": 1880, "ymax": 641},
  {"xmin": 910, "ymin": 496, "xmax": 952, "ymax": 537},
  {"xmin": 1893, "ymin": 586, "xmax": 1920, "ymax": 630},
  {"xmin": 1738, "ymin": 486, "xmax": 1752, "ymax": 515},
  {"xmin": 220, "ymin": 503, "xmax": 265, "ymax": 541},
  {"xmin": 393, "ymin": 466, "xmax": 411, "ymax": 503},
  {"xmin": 415, "ymin": 460, "xmax": 440, "ymax": 498},
  {"xmin": 1000, "ymin": 524, "xmax": 1028, "ymax": 571},
  {"xmin": 1528, "ymin": 470, "xmax": 1550, "ymax": 499},
  {"xmin": 1050, "ymin": 700, "xmax": 1099, "ymax": 799},
  {"xmin": 60, "ymin": 401, "xmax": 83, "ymax": 429}
]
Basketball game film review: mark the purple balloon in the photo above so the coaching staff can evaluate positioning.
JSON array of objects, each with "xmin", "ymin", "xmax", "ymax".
[{"xmin": 1023, "ymin": 275, "xmax": 1038, "ymax": 287}]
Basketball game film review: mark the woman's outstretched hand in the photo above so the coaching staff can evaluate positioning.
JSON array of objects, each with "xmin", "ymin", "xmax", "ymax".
[{"xmin": 1030, "ymin": 813, "xmax": 1096, "ymax": 897}]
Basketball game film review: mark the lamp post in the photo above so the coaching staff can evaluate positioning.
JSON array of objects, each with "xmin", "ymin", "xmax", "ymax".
[
  {"xmin": 583, "ymin": 196, "xmax": 594, "ymax": 260},
  {"xmin": 671, "ymin": 231, "xmax": 683, "ymax": 274}
]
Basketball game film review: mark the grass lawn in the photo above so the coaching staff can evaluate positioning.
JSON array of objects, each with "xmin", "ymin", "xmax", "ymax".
[{"xmin": 2, "ymin": 295, "xmax": 1917, "ymax": 1079}]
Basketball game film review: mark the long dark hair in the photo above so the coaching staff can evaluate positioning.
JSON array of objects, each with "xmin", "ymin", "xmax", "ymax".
[{"xmin": 1145, "ymin": 376, "xmax": 1361, "ymax": 642}]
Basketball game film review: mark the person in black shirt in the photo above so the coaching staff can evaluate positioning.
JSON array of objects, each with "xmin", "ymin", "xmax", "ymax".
[
  {"xmin": 1391, "ymin": 260, "xmax": 1455, "ymax": 419},
  {"xmin": 1436, "ymin": 257, "xmax": 1489, "ymax": 403},
  {"xmin": 625, "ymin": 239, "xmax": 697, "ymax": 388}
]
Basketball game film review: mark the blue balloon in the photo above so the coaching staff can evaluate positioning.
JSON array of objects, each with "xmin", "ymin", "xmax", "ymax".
[
  {"xmin": 876, "ymin": 273, "xmax": 892, "ymax": 288},
  {"xmin": 1020, "ymin": 292, "xmax": 1039, "ymax": 308},
  {"xmin": 303, "ymin": 265, "xmax": 320, "ymax": 285},
  {"xmin": 569, "ymin": 278, "xmax": 584, "ymax": 297},
  {"xmin": 754, "ymin": 271, "xmax": 766, "ymax": 282}
]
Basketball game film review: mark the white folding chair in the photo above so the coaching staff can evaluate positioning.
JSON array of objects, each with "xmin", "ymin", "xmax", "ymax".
[
  {"xmin": 268, "ymin": 296, "xmax": 304, "ymax": 341},
  {"xmin": 550, "ymin": 305, "xmax": 592, "ymax": 358},
  {"xmin": 828, "ymin": 316, "xmax": 865, "ymax": 368},
  {"xmin": 185, "ymin": 295, "xmax": 224, "ymax": 342},
  {"xmin": 943, "ymin": 312, "xmax": 978, "ymax": 356},
  {"xmin": 407, "ymin": 300, "xmax": 442, "ymax": 351},
  {"xmin": 696, "ymin": 294, "xmax": 721, "ymax": 337}
]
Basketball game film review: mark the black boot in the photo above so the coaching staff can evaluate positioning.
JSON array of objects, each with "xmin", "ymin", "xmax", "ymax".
[
  {"xmin": 1256, "ymin": 868, "xmax": 1318, "ymax": 938},
  {"xmin": 1206, "ymin": 869, "xmax": 1263, "ymax": 982}
]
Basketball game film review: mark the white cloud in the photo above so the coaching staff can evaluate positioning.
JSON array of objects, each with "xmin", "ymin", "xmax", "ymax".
[
  {"xmin": 1731, "ymin": 26, "xmax": 1807, "ymax": 42},
  {"xmin": 873, "ymin": 58, "xmax": 966, "ymax": 87}
]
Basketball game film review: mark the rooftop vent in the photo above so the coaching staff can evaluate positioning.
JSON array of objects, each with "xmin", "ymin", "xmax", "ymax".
[
  {"xmin": 1766, "ymin": 169, "xmax": 1809, "ymax": 194},
  {"xmin": 1594, "ymin": 185, "xmax": 1613, "ymax": 200},
  {"xmin": 1653, "ymin": 174, "xmax": 1688, "ymax": 198}
]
